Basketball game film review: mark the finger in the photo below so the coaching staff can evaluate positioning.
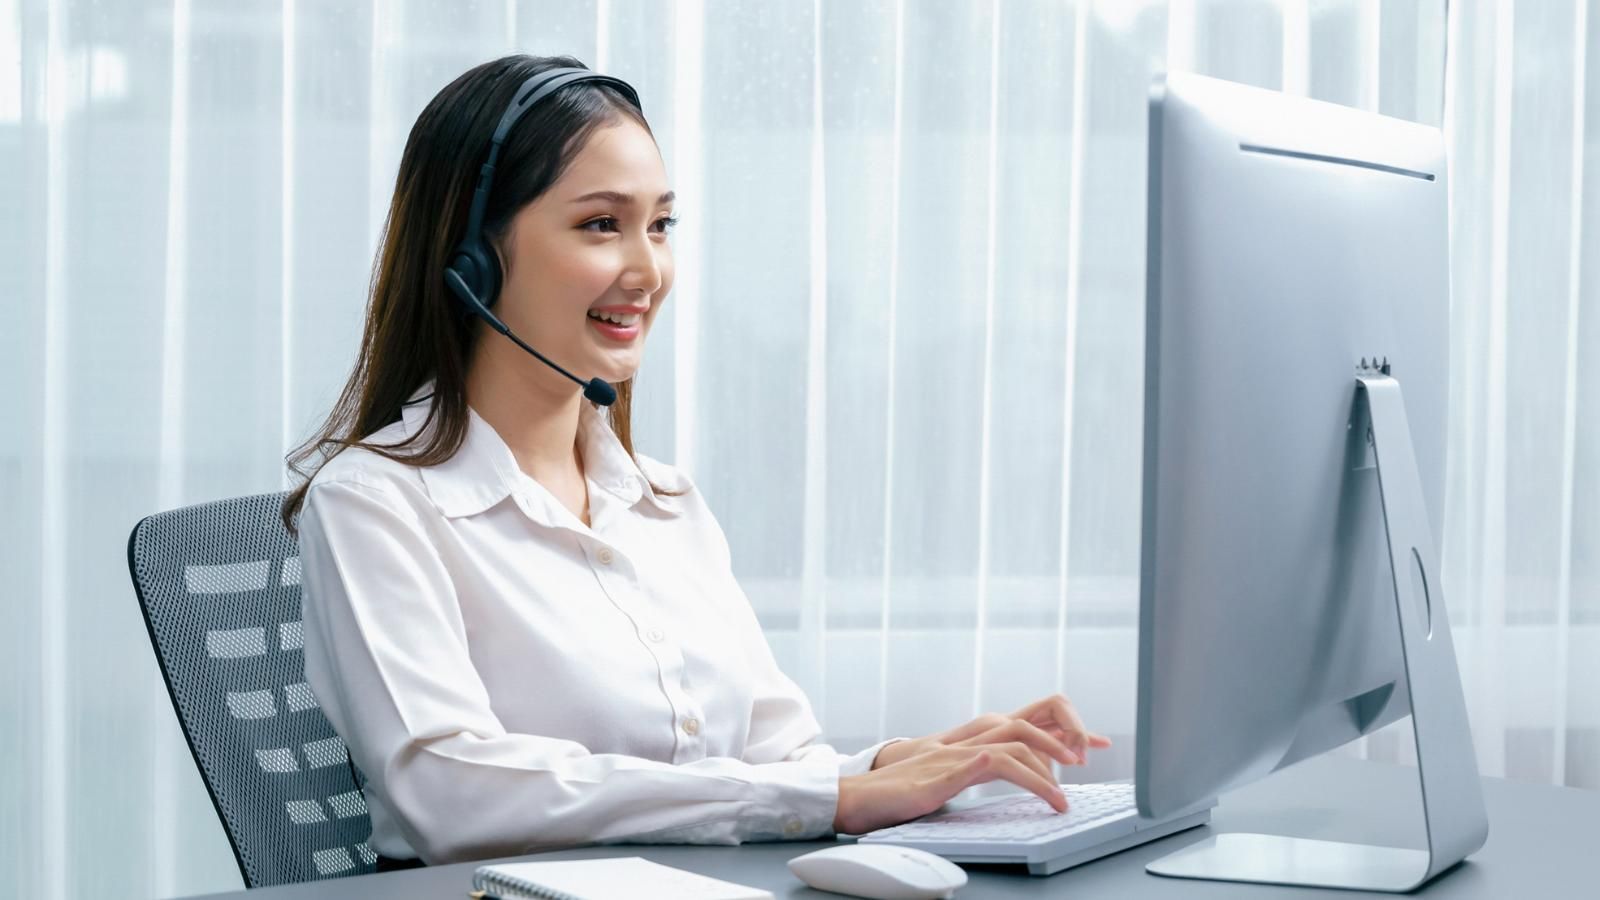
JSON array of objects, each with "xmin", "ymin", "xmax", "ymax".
[
  {"xmin": 963, "ymin": 718, "xmax": 1080, "ymax": 767},
  {"xmin": 1038, "ymin": 695, "xmax": 1093, "ymax": 762},
  {"xmin": 939, "ymin": 749, "xmax": 994, "ymax": 796},
  {"xmin": 1008, "ymin": 694, "xmax": 1057, "ymax": 723},
  {"xmin": 986, "ymin": 752, "xmax": 1068, "ymax": 813},
  {"xmin": 1026, "ymin": 718, "xmax": 1085, "ymax": 763},
  {"xmin": 992, "ymin": 740, "xmax": 1056, "ymax": 786},
  {"xmin": 1014, "ymin": 693, "xmax": 1076, "ymax": 734},
  {"xmin": 1006, "ymin": 718, "xmax": 1082, "ymax": 766},
  {"xmin": 937, "ymin": 745, "xmax": 1054, "ymax": 802},
  {"xmin": 1037, "ymin": 724, "xmax": 1111, "ymax": 756},
  {"xmin": 938, "ymin": 713, "xmax": 1009, "ymax": 745}
]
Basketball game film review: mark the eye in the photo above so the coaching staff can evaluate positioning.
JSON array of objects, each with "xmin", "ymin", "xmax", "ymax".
[{"xmin": 585, "ymin": 214, "xmax": 678, "ymax": 235}]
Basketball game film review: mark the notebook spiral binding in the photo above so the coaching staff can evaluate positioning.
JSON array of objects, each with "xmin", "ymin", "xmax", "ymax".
[{"xmin": 473, "ymin": 866, "xmax": 585, "ymax": 900}]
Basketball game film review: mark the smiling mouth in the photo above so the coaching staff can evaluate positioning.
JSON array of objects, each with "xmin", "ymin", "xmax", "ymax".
[
  {"xmin": 586, "ymin": 309, "xmax": 643, "ymax": 327},
  {"xmin": 585, "ymin": 311, "xmax": 643, "ymax": 342}
]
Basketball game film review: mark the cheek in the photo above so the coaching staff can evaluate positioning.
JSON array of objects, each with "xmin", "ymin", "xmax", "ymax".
[
  {"xmin": 518, "ymin": 258, "xmax": 613, "ymax": 333},
  {"xmin": 553, "ymin": 251, "xmax": 621, "ymax": 299}
]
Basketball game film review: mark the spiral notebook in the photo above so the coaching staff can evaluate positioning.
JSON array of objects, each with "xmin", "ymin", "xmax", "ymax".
[{"xmin": 470, "ymin": 857, "xmax": 774, "ymax": 900}]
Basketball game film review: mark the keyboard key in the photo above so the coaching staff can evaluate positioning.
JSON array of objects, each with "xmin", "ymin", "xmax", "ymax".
[{"xmin": 868, "ymin": 782, "xmax": 1136, "ymax": 844}]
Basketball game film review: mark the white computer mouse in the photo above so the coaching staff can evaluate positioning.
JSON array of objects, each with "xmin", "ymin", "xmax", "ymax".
[{"xmin": 787, "ymin": 843, "xmax": 968, "ymax": 899}]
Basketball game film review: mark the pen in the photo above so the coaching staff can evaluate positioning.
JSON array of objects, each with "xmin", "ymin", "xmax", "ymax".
[{"xmin": 467, "ymin": 890, "xmax": 503, "ymax": 900}]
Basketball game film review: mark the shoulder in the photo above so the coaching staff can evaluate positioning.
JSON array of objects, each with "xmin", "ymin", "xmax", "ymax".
[
  {"xmin": 632, "ymin": 452, "xmax": 735, "ymax": 559},
  {"xmin": 634, "ymin": 452, "xmax": 719, "ymax": 522},
  {"xmin": 305, "ymin": 419, "xmax": 432, "ymax": 514}
]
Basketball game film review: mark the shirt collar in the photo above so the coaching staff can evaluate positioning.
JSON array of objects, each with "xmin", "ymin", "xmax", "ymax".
[{"xmin": 398, "ymin": 382, "xmax": 684, "ymax": 521}]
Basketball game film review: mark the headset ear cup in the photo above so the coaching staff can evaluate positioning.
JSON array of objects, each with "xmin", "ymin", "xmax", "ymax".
[
  {"xmin": 444, "ymin": 254, "xmax": 477, "ymax": 320},
  {"xmin": 462, "ymin": 240, "xmax": 501, "ymax": 309},
  {"xmin": 446, "ymin": 240, "xmax": 502, "ymax": 312}
]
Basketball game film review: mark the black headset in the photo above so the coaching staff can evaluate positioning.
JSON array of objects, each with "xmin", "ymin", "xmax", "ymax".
[{"xmin": 442, "ymin": 66, "xmax": 644, "ymax": 407}]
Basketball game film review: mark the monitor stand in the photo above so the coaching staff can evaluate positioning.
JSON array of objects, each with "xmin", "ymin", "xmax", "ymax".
[{"xmin": 1144, "ymin": 369, "xmax": 1489, "ymax": 892}]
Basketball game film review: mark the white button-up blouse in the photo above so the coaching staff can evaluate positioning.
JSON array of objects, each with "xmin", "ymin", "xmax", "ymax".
[{"xmin": 296, "ymin": 385, "xmax": 900, "ymax": 864}]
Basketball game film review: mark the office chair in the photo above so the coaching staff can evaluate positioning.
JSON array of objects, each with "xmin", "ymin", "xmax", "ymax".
[{"xmin": 128, "ymin": 491, "xmax": 378, "ymax": 888}]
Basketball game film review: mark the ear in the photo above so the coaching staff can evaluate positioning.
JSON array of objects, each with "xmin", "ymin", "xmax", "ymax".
[{"xmin": 490, "ymin": 222, "xmax": 512, "ymax": 277}]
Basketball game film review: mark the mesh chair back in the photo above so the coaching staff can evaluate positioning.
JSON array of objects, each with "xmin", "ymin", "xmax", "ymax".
[{"xmin": 128, "ymin": 491, "xmax": 377, "ymax": 887}]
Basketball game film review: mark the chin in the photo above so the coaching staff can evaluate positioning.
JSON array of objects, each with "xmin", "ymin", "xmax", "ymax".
[
  {"xmin": 592, "ymin": 359, "xmax": 642, "ymax": 385},
  {"xmin": 582, "ymin": 332, "xmax": 648, "ymax": 383}
]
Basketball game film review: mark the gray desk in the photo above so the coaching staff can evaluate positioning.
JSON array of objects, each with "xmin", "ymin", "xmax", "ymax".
[{"xmin": 181, "ymin": 755, "xmax": 1595, "ymax": 899}]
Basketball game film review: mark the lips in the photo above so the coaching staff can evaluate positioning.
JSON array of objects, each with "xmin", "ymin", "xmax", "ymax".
[
  {"xmin": 586, "ymin": 310, "xmax": 643, "ymax": 341},
  {"xmin": 586, "ymin": 309, "xmax": 643, "ymax": 327}
]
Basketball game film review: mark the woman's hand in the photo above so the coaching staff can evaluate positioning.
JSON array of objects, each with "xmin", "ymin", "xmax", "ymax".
[
  {"xmin": 833, "ymin": 743, "xmax": 1070, "ymax": 836},
  {"xmin": 869, "ymin": 693, "xmax": 1113, "ymax": 776}
]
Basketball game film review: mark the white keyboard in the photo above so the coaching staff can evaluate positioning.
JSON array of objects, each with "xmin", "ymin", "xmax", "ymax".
[
  {"xmin": 866, "ymin": 782, "xmax": 1137, "ymax": 844},
  {"xmin": 857, "ymin": 780, "xmax": 1214, "ymax": 876}
]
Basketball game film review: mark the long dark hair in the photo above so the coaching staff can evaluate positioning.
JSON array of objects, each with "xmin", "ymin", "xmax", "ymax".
[{"xmin": 281, "ymin": 54, "xmax": 674, "ymax": 532}]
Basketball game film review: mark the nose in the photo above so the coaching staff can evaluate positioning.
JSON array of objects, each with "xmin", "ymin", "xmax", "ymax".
[{"xmin": 619, "ymin": 229, "xmax": 664, "ymax": 297}]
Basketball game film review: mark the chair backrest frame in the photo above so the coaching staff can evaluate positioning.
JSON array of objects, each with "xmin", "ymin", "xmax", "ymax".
[{"xmin": 128, "ymin": 491, "xmax": 377, "ymax": 887}]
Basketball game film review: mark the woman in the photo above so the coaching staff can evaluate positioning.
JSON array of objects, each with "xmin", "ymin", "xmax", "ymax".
[{"xmin": 283, "ymin": 54, "xmax": 1111, "ymax": 869}]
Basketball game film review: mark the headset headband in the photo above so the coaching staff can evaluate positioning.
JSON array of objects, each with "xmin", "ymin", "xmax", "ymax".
[{"xmin": 462, "ymin": 67, "xmax": 642, "ymax": 240}]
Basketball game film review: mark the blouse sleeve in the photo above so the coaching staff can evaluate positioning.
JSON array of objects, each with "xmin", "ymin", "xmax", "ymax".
[{"xmin": 297, "ymin": 476, "xmax": 849, "ymax": 865}]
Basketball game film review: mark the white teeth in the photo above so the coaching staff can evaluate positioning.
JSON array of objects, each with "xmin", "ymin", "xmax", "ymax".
[{"xmin": 587, "ymin": 310, "xmax": 641, "ymax": 327}]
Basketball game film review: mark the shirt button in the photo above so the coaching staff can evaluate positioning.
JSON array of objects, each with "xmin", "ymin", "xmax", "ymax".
[
  {"xmin": 646, "ymin": 628, "xmax": 665, "ymax": 643},
  {"xmin": 682, "ymin": 717, "xmax": 700, "ymax": 736},
  {"xmin": 783, "ymin": 819, "xmax": 805, "ymax": 837},
  {"xmin": 596, "ymin": 547, "xmax": 615, "ymax": 566}
]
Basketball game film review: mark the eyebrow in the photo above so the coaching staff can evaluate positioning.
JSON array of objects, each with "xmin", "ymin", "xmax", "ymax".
[{"xmin": 570, "ymin": 190, "xmax": 675, "ymax": 205}]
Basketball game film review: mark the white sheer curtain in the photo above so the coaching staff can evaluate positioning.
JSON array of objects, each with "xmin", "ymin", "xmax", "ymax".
[{"xmin": 3, "ymin": 0, "xmax": 1594, "ymax": 896}]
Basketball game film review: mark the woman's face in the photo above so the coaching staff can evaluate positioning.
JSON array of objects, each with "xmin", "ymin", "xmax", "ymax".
[{"xmin": 495, "ymin": 119, "xmax": 675, "ymax": 389}]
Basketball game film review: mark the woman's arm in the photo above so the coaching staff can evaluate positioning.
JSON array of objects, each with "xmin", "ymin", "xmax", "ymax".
[{"xmin": 298, "ymin": 477, "xmax": 846, "ymax": 865}]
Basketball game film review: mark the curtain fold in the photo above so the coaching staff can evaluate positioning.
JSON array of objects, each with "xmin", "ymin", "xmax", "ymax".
[{"xmin": 2, "ymin": 1, "xmax": 1593, "ymax": 896}]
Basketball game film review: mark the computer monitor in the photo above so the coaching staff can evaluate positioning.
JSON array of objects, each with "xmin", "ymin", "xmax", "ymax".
[{"xmin": 1135, "ymin": 72, "xmax": 1488, "ymax": 892}]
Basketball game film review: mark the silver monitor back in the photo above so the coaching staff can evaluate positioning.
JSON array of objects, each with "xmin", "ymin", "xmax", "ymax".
[{"xmin": 1136, "ymin": 72, "xmax": 1450, "ymax": 820}]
